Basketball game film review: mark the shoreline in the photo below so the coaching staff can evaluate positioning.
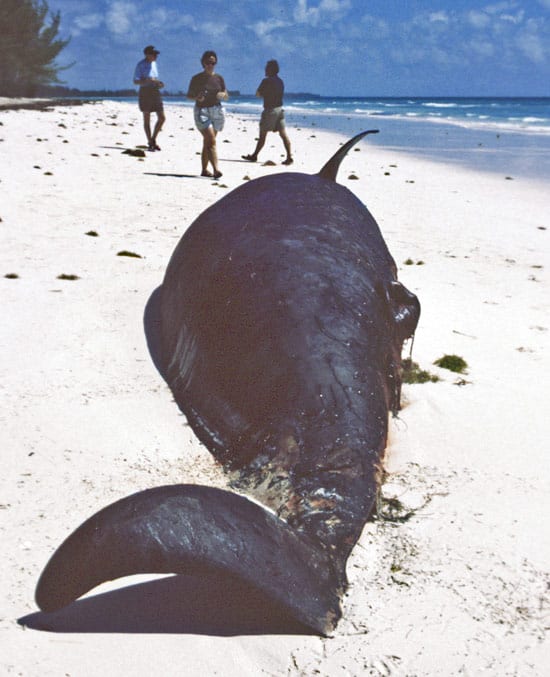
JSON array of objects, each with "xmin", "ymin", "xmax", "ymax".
[
  {"xmin": 3, "ymin": 95, "xmax": 549, "ymax": 180},
  {"xmin": 237, "ymin": 108, "xmax": 550, "ymax": 182},
  {"xmin": 0, "ymin": 96, "xmax": 95, "ymax": 111},
  {"xmin": 2, "ymin": 100, "xmax": 548, "ymax": 675}
]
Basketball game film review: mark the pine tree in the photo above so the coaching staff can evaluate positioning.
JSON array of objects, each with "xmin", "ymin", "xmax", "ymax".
[{"xmin": 0, "ymin": 0, "xmax": 71, "ymax": 96}]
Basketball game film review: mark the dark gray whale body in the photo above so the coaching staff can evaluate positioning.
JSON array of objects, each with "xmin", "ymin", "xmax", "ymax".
[{"xmin": 35, "ymin": 131, "xmax": 420, "ymax": 635}]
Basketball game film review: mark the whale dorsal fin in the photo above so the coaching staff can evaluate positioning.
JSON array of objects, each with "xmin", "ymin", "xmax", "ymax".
[{"xmin": 318, "ymin": 129, "xmax": 379, "ymax": 181}]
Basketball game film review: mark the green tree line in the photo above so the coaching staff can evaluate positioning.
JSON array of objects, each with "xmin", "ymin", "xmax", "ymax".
[{"xmin": 0, "ymin": 0, "xmax": 71, "ymax": 96}]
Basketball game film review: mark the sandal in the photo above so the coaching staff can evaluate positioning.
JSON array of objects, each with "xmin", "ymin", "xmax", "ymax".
[
  {"xmin": 242, "ymin": 154, "xmax": 257, "ymax": 162},
  {"xmin": 201, "ymin": 169, "xmax": 213, "ymax": 177},
  {"xmin": 282, "ymin": 157, "xmax": 294, "ymax": 165},
  {"xmin": 213, "ymin": 170, "xmax": 223, "ymax": 179}
]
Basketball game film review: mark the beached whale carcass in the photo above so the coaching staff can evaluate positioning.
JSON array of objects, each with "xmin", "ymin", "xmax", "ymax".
[{"xmin": 35, "ymin": 131, "xmax": 420, "ymax": 635}]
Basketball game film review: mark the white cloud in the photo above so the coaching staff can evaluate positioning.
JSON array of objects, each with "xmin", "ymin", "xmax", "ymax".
[
  {"xmin": 468, "ymin": 39, "xmax": 495, "ymax": 57},
  {"xmin": 106, "ymin": 2, "xmax": 137, "ymax": 36},
  {"xmin": 359, "ymin": 14, "xmax": 390, "ymax": 38},
  {"xmin": 390, "ymin": 46, "xmax": 426, "ymax": 66},
  {"xmin": 174, "ymin": 14, "xmax": 196, "ymax": 30},
  {"xmin": 537, "ymin": 0, "xmax": 550, "ymax": 8},
  {"xmin": 516, "ymin": 21, "xmax": 547, "ymax": 62},
  {"xmin": 71, "ymin": 13, "xmax": 103, "ymax": 36},
  {"xmin": 294, "ymin": 0, "xmax": 321, "ymax": 26},
  {"xmin": 320, "ymin": 0, "xmax": 351, "ymax": 12},
  {"xmin": 293, "ymin": 0, "xmax": 351, "ymax": 26},
  {"xmin": 484, "ymin": 1, "xmax": 520, "ymax": 13},
  {"xmin": 150, "ymin": 8, "xmax": 169, "ymax": 28},
  {"xmin": 500, "ymin": 10, "xmax": 525, "ymax": 24},
  {"xmin": 467, "ymin": 10, "xmax": 490, "ymax": 29},
  {"xmin": 250, "ymin": 19, "xmax": 289, "ymax": 38},
  {"xmin": 389, "ymin": 2, "xmax": 550, "ymax": 73},
  {"xmin": 428, "ymin": 11, "xmax": 450, "ymax": 24},
  {"xmin": 516, "ymin": 33, "xmax": 545, "ymax": 62},
  {"xmin": 74, "ymin": 13, "xmax": 103, "ymax": 30},
  {"xmin": 202, "ymin": 21, "xmax": 229, "ymax": 38}
]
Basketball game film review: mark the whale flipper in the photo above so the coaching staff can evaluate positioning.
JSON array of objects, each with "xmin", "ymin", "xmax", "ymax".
[
  {"xmin": 318, "ymin": 129, "xmax": 379, "ymax": 181},
  {"xmin": 35, "ymin": 485, "xmax": 342, "ymax": 635}
]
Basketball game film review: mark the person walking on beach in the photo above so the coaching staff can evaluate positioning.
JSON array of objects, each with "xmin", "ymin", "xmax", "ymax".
[
  {"xmin": 133, "ymin": 45, "xmax": 165, "ymax": 151},
  {"xmin": 242, "ymin": 59, "xmax": 293, "ymax": 165},
  {"xmin": 187, "ymin": 51, "xmax": 229, "ymax": 178}
]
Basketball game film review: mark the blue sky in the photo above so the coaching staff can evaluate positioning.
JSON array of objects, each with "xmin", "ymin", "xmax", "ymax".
[{"xmin": 50, "ymin": 0, "xmax": 550, "ymax": 95}]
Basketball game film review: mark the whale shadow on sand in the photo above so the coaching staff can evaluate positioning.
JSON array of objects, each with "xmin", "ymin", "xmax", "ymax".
[{"xmin": 19, "ymin": 572, "xmax": 313, "ymax": 636}]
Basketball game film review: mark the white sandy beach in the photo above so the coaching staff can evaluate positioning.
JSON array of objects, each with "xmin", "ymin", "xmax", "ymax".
[{"xmin": 1, "ymin": 99, "xmax": 549, "ymax": 675}]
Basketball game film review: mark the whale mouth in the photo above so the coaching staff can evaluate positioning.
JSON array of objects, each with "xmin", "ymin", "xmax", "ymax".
[{"xmin": 35, "ymin": 484, "xmax": 343, "ymax": 636}]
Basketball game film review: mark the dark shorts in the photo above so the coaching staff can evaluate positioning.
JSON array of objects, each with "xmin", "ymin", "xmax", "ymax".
[
  {"xmin": 260, "ymin": 107, "xmax": 285, "ymax": 133},
  {"xmin": 138, "ymin": 86, "xmax": 163, "ymax": 113}
]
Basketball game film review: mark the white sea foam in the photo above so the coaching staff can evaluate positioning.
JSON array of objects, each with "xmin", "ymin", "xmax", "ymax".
[
  {"xmin": 224, "ymin": 97, "xmax": 550, "ymax": 137},
  {"xmin": 522, "ymin": 116, "xmax": 546, "ymax": 123}
]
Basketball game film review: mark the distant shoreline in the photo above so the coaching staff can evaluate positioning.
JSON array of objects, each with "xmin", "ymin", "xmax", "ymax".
[{"xmin": 0, "ymin": 97, "xmax": 94, "ymax": 111}]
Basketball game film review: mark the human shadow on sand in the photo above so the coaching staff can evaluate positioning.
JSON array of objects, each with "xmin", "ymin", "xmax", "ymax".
[
  {"xmin": 19, "ymin": 572, "xmax": 312, "ymax": 636},
  {"xmin": 143, "ymin": 172, "xmax": 200, "ymax": 179}
]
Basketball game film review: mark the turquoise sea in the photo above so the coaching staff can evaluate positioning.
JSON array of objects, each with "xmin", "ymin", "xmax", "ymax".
[
  {"xmin": 229, "ymin": 95, "xmax": 550, "ymax": 179},
  {"xmin": 110, "ymin": 95, "xmax": 550, "ymax": 179}
]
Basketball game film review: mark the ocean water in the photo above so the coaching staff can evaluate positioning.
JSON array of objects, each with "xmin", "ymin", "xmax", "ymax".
[
  {"xmin": 225, "ymin": 95, "xmax": 550, "ymax": 180},
  {"xmin": 230, "ymin": 95, "xmax": 550, "ymax": 135},
  {"xmin": 115, "ymin": 95, "xmax": 550, "ymax": 179}
]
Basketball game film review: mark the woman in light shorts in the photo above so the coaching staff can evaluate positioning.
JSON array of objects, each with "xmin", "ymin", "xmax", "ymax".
[{"xmin": 187, "ymin": 50, "xmax": 229, "ymax": 178}]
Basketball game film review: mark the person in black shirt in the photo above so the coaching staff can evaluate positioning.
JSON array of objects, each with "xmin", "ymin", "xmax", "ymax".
[
  {"xmin": 187, "ymin": 50, "xmax": 229, "ymax": 178},
  {"xmin": 242, "ymin": 60, "xmax": 293, "ymax": 165}
]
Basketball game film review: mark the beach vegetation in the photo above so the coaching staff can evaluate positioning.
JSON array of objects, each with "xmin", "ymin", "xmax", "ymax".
[
  {"xmin": 117, "ymin": 251, "xmax": 142, "ymax": 258},
  {"xmin": 379, "ymin": 496, "xmax": 416, "ymax": 523},
  {"xmin": 434, "ymin": 354, "xmax": 468, "ymax": 373},
  {"xmin": 402, "ymin": 358, "xmax": 439, "ymax": 384},
  {"xmin": 0, "ymin": 0, "xmax": 71, "ymax": 97},
  {"xmin": 122, "ymin": 148, "xmax": 146, "ymax": 157}
]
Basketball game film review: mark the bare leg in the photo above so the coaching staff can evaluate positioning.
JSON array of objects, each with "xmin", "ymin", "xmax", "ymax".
[
  {"xmin": 151, "ymin": 111, "xmax": 166, "ymax": 148},
  {"xmin": 280, "ymin": 129, "xmax": 293, "ymax": 163},
  {"xmin": 200, "ymin": 127, "xmax": 221, "ymax": 175},
  {"xmin": 251, "ymin": 131, "xmax": 268, "ymax": 160},
  {"xmin": 142, "ymin": 112, "xmax": 152, "ymax": 144},
  {"xmin": 242, "ymin": 130, "xmax": 267, "ymax": 161}
]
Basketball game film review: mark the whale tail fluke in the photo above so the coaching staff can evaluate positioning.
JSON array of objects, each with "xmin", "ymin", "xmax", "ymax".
[
  {"xmin": 35, "ymin": 484, "xmax": 343, "ymax": 636},
  {"xmin": 318, "ymin": 129, "xmax": 379, "ymax": 181}
]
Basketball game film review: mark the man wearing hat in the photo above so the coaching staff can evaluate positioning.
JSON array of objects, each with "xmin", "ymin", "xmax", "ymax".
[{"xmin": 133, "ymin": 45, "xmax": 166, "ymax": 151}]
